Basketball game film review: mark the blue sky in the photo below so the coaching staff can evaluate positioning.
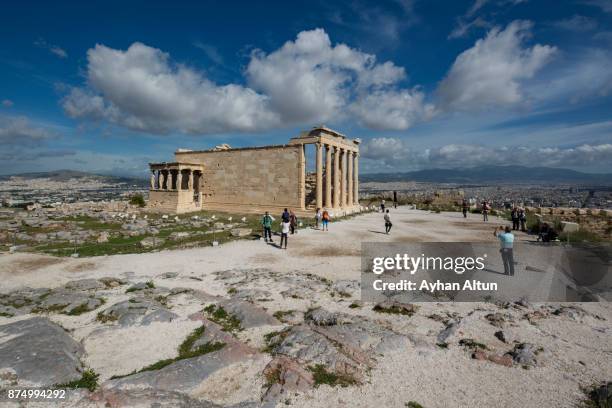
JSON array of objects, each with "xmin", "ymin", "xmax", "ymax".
[{"xmin": 1, "ymin": 0, "xmax": 611, "ymax": 176}]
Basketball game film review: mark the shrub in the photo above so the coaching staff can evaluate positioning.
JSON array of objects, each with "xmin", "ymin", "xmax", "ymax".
[
  {"xmin": 129, "ymin": 194, "xmax": 146, "ymax": 207},
  {"xmin": 308, "ymin": 364, "xmax": 357, "ymax": 388}
]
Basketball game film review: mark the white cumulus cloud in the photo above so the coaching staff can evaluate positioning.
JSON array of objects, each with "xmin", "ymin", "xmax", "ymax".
[
  {"xmin": 246, "ymin": 28, "xmax": 429, "ymax": 128},
  {"xmin": 64, "ymin": 29, "xmax": 433, "ymax": 135},
  {"xmin": 438, "ymin": 20, "xmax": 557, "ymax": 111},
  {"xmin": 63, "ymin": 42, "xmax": 280, "ymax": 134}
]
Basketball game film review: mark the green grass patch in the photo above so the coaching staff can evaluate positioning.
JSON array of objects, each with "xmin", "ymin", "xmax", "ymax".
[
  {"xmin": 126, "ymin": 281, "xmax": 155, "ymax": 293},
  {"xmin": 57, "ymin": 369, "xmax": 99, "ymax": 392},
  {"xmin": 96, "ymin": 310, "xmax": 118, "ymax": 323},
  {"xmin": 37, "ymin": 234, "xmax": 144, "ymax": 257},
  {"xmin": 65, "ymin": 300, "xmax": 102, "ymax": 316},
  {"xmin": 272, "ymin": 310, "xmax": 294, "ymax": 323},
  {"xmin": 405, "ymin": 402, "xmax": 425, "ymax": 408},
  {"xmin": 262, "ymin": 328, "xmax": 290, "ymax": 353},
  {"xmin": 458, "ymin": 338, "xmax": 487, "ymax": 350},
  {"xmin": 203, "ymin": 304, "xmax": 242, "ymax": 333},
  {"xmin": 129, "ymin": 194, "xmax": 146, "ymax": 207},
  {"xmin": 308, "ymin": 364, "xmax": 357, "ymax": 388},
  {"xmin": 581, "ymin": 381, "xmax": 611, "ymax": 408},
  {"xmin": 372, "ymin": 303, "xmax": 418, "ymax": 316}
]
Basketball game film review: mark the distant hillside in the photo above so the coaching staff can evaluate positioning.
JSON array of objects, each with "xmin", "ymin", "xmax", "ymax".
[
  {"xmin": 361, "ymin": 166, "xmax": 612, "ymax": 184},
  {"xmin": 0, "ymin": 170, "xmax": 147, "ymax": 186}
]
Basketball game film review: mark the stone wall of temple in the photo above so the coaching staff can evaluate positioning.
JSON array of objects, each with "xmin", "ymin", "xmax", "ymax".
[
  {"xmin": 175, "ymin": 145, "xmax": 303, "ymax": 211},
  {"xmin": 148, "ymin": 190, "xmax": 202, "ymax": 213}
]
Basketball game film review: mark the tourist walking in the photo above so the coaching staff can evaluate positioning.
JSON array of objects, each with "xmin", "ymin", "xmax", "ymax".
[
  {"xmin": 384, "ymin": 209, "xmax": 392, "ymax": 234},
  {"xmin": 281, "ymin": 208, "xmax": 290, "ymax": 223},
  {"xmin": 482, "ymin": 201, "xmax": 490, "ymax": 222},
  {"xmin": 289, "ymin": 211, "xmax": 298, "ymax": 234},
  {"xmin": 261, "ymin": 211, "xmax": 274, "ymax": 243},
  {"xmin": 315, "ymin": 208, "xmax": 322, "ymax": 229},
  {"xmin": 321, "ymin": 210, "xmax": 330, "ymax": 231},
  {"xmin": 280, "ymin": 219, "xmax": 290, "ymax": 249},
  {"xmin": 494, "ymin": 226, "xmax": 515, "ymax": 276},
  {"xmin": 511, "ymin": 207, "xmax": 519, "ymax": 230},
  {"xmin": 518, "ymin": 207, "xmax": 527, "ymax": 232},
  {"xmin": 381, "ymin": 199, "xmax": 386, "ymax": 212},
  {"xmin": 462, "ymin": 200, "xmax": 469, "ymax": 218},
  {"xmin": 393, "ymin": 191, "xmax": 398, "ymax": 209}
]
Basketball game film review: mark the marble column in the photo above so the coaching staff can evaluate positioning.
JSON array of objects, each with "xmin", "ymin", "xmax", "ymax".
[
  {"xmin": 177, "ymin": 171, "xmax": 183, "ymax": 191},
  {"xmin": 150, "ymin": 171, "xmax": 155, "ymax": 189},
  {"xmin": 354, "ymin": 154, "xmax": 359, "ymax": 205},
  {"xmin": 188, "ymin": 170, "xmax": 193, "ymax": 190},
  {"xmin": 347, "ymin": 151, "xmax": 353, "ymax": 206},
  {"xmin": 325, "ymin": 145, "xmax": 332, "ymax": 208},
  {"xmin": 332, "ymin": 146, "xmax": 340, "ymax": 208},
  {"xmin": 315, "ymin": 143, "xmax": 323, "ymax": 210},
  {"xmin": 341, "ymin": 148, "xmax": 348, "ymax": 207}
]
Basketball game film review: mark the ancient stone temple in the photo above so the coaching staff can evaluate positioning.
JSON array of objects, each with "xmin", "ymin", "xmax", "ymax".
[{"xmin": 147, "ymin": 126, "xmax": 360, "ymax": 215}]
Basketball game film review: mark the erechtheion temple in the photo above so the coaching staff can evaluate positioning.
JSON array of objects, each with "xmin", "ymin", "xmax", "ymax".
[{"xmin": 147, "ymin": 126, "xmax": 360, "ymax": 215}]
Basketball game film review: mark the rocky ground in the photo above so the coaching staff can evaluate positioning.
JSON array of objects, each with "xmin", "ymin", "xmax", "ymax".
[
  {"xmin": 0, "ymin": 207, "xmax": 610, "ymax": 408},
  {"xmin": 0, "ymin": 201, "xmax": 279, "ymax": 257}
]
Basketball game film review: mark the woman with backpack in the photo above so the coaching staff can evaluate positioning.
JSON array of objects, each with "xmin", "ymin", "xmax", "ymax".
[{"xmin": 321, "ymin": 210, "xmax": 330, "ymax": 231}]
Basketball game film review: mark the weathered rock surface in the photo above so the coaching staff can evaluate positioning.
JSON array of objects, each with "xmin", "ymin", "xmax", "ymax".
[
  {"xmin": 65, "ymin": 278, "xmax": 106, "ymax": 291},
  {"xmin": 37, "ymin": 288, "xmax": 104, "ymax": 315},
  {"xmin": 331, "ymin": 280, "xmax": 359, "ymax": 297},
  {"xmin": 268, "ymin": 325, "xmax": 362, "ymax": 378},
  {"xmin": 218, "ymin": 300, "xmax": 280, "ymax": 329},
  {"xmin": 437, "ymin": 319, "xmax": 461, "ymax": 344},
  {"xmin": 305, "ymin": 307, "xmax": 339, "ymax": 326},
  {"xmin": 0, "ymin": 285, "xmax": 104, "ymax": 316},
  {"xmin": 508, "ymin": 343, "xmax": 541, "ymax": 367},
  {"xmin": 230, "ymin": 228, "xmax": 252, "ymax": 237},
  {"xmin": 263, "ymin": 356, "xmax": 314, "ymax": 400},
  {"xmin": 99, "ymin": 277, "xmax": 127, "ymax": 288},
  {"xmin": 107, "ymin": 318, "xmax": 261, "ymax": 395},
  {"xmin": 97, "ymin": 298, "xmax": 177, "ymax": 326},
  {"xmin": 140, "ymin": 236, "xmax": 164, "ymax": 248},
  {"xmin": 265, "ymin": 308, "xmax": 411, "ymax": 390},
  {"xmin": 0, "ymin": 317, "xmax": 84, "ymax": 387},
  {"xmin": 228, "ymin": 288, "xmax": 272, "ymax": 302},
  {"xmin": 80, "ymin": 388, "xmax": 223, "ymax": 408}
]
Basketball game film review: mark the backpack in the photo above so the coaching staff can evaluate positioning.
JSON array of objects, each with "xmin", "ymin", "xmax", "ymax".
[{"xmin": 322, "ymin": 211, "xmax": 330, "ymax": 221}]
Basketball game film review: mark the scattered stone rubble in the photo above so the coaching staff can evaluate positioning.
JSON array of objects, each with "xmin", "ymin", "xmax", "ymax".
[
  {"xmin": 0, "ymin": 268, "xmax": 609, "ymax": 406},
  {"xmin": 0, "ymin": 202, "xmax": 257, "ymax": 255}
]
